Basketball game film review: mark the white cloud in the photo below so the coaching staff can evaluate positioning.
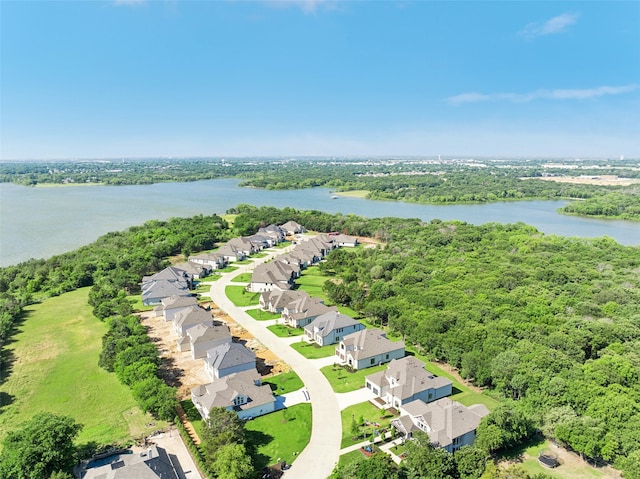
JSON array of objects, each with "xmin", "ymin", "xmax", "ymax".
[
  {"xmin": 446, "ymin": 84, "xmax": 639, "ymax": 105},
  {"xmin": 519, "ymin": 13, "xmax": 580, "ymax": 40}
]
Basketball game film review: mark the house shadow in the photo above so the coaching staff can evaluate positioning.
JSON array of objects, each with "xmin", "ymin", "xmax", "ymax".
[
  {"xmin": 256, "ymin": 357, "xmax": 273, "ymax": 376},
  {"xmin": 451, "ymin": 386, "xmax": 463, "ymax": 395}
]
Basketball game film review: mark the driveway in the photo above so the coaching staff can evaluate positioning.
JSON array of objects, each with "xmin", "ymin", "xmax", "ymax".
[{"xmin": 200, "ymin": 249, "xmax": 342, "ymax": 479}]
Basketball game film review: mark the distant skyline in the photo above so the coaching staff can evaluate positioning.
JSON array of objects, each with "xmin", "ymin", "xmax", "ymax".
[{"xmin": 2, "ymin": 1, "xmax": 639, "ymax": 159}]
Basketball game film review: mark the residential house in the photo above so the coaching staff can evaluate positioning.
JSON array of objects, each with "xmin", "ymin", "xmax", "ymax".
[
  {"xmin": 179, "ymin": 322, "xmax": 232, "ymax": 359},
  {"xmin": 154, "ymin": 295, "xmax": 198, "ymax": 322},
  {"xmin": 79, "ymin": 446, "xmax": 179, "ymax": 479},
  {"xmin": 227, "ymin": 237, "xmax": 259, "ymax": 256},
  {"xmin": 191, "ymin": 370, "xmax": 276, "ymax": 420},
  {"xmin": 217, "ymin": 244, "xmax": 246, "ymax": 262},
  {"xmin": 335, "ymin": 328, "xmax": 405, "ymax": 370},
  {"xmin": 259, "ymin": 289, "xmax": 307, "ymax": 313},
  {"xmin": 258, "ymin": 224, "xmax": 286, "ymax": 243},
  {"xmin": 332, "ymin": 233, "xmax": 359, "ymax": 247},
  {"xmin": 248, "ymin": 261, "xmax": 298, "ymax": 292},
  {"xmin": 142, "ymin": 266, "xmax": 191, "ymax": 289},
  {"xmin": 248, "ymin": 233, "xmax": 276, "ymax": 249},
  {"xmin": 304, "ymin": 311, "xmax": 365, "ymax": 346},
  {"xmin": 391, "ymin": 398, "xmax": 490, "ymax": 452},
  {"xmin": 172, "ymin": 305, "xmax": 214, "ymax": 337},
  {"xmin": 282, "ymin": 295, "xmax": 337, "ymax": 329},
  {"xmin": 280, "ymin": 220, "xmax": 306, "ymax": 236},
  {"xmin": 141, "ymin": 280, "xmax": 190, "ymax": 306},
  {"xmin": 204, "ymin": 342, "xmax": 256, "ymax": 380},
  {"xmin": 173, "ymin": 261, "xmax": 210, "ymax": 279},
  {"xmin": 188, "ymin": 251, "xmax": 227, "ymax": 270},
  {"xmin": 365, "ymin": 356, "xmax": 452, "ymax": 409}
]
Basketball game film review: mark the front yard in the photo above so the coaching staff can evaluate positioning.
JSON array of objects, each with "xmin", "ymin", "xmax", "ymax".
[
  {"xmin": 246, "ymin": 308, "xmax": 281, "ymax": 321},
  {"xmin": 263, "ymin": 371, "xmax": 304, "ymax": 395},
  {"xmin": 245, "ymin": 403, "xmax": 312, "ymax": 470},
  {"xmin": 225, "ymin": 285, "xmax": 260, "ymax": 307},
  {"xmin": 290, "ymin": 340, "xmax": 336, "ymax": 359},
  {"xmin": 340, "ymin": 401, "xmax": 398, "ymax": 448},
  {"xmin": 321, "ymin": 363, "xmax": 387, "ymax": 393},
  {"xmin": 267, "ymin": 324, "xmax": 305, "ymax": 338}
]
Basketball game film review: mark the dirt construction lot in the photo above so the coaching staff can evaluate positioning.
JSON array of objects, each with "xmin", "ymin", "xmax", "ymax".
[
  {"xmin": 527, "ymin": 175, "xmax": 640, "ymax": 186},
  {"xmin": 142, "ymin": 302, "xmax": 289, "ymax": 400}
]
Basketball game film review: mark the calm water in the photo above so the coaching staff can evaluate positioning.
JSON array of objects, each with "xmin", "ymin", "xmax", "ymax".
[{"xmin": 1, "ymin": 178, "xmax": 638, "ymax": 266}]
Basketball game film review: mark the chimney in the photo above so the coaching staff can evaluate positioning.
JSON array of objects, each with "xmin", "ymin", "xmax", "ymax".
[{"xmin": 147, "ymin": 447, "xmax": 153, "ymax": 459}]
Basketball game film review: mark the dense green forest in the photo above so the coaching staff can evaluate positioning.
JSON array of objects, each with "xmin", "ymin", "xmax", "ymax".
[
  {"xmin": 2, "ymin": 205, "xmax": 640, "ymax": 477},
  {"xmin": 2, "ymin": 158, "xmax": 639, "ymax": 220},
  {"xmin": 231, "ymin": 205, "xmax": 640, "ymax": 477}
]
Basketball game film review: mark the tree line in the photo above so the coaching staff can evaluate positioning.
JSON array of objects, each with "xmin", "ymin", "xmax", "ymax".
[{"xmin": 2, "ymin": 158, "xmax": 639, "ymax": 220}]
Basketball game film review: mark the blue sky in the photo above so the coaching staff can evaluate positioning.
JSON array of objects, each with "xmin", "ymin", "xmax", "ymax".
[{"xmin": 1, "ymin": 0, "xmax": 639, "ymax": 159}]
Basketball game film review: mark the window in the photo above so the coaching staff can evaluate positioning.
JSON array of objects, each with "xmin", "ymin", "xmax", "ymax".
[
  {"xmin": 386, "ymin": 354, "xmax": 389, "ymax": 360},
  {"xmin": 371, "ymin": 358, "xmax": 375, "ymax": 365}
]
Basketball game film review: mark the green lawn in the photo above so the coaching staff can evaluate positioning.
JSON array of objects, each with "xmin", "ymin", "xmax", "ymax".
[
  {"xmin": 0, "ymin": 288, "xmax": 161, "ymax": 448},
  {"xmin": 290, "ymin": 341, "xmax": 336, "ymax": 359},
  {"xmin": 252, "ymin": 252, "xmax": 269, "ymax": 258},
  {"xmin": 336, "ymin": 449, "xmax": 368, "ymax": 467},
  {"xmin": 295, "ymin": 269, "xmax": 328, "ymax": 299},
  {"xmin": 127, "ymin": 294, "xmax": 155, "ymax": 312},
  {"xmin": 267, "ymin": 324, "xmax": 305, "ymax": 338},
  {"xmin": 263, "ymin": 371, "xmax": 304, "ymax": 395},
  {"xmin": 231, "ymin": 272, "xmax": 253, "ymax": 283},
  {"xmin": 321, "ymin": 364, "xmax": 387, "ymax": 393},
  {"xmin": 225, "ymin": 285, "xmax": 260, "ymax": 307},
  {"xmin": 234, "ymin": 259, "xmax": 252, "ymax": 265},
  {"xmin": 340, "ymin": 402, "xmax": 397, "ymax": 448},
  {"xmin": 245, "ymin": 403, "xmax": 312, "ymax": 469},
  {"xmin": 246, "ymin": 308, "xmax": 281, "ymax": 321},
  {"xmin": 193, "ymin": 282, "xmax": 211, "ymax": 293},
  {"xmin": 218, "ymin": 265, "xmax": 239, "ymax": 273}
]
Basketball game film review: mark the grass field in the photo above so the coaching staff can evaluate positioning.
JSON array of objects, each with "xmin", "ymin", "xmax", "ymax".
[
  {"xmin": 321, "ymin": 364, "xmax": 387, "ymax": 393},
  {"xmin": 245, "ymin": 403, "xmax": 312, "ymax": 469},
  {"xmin": 290, "ymin": 341, "xmax": 336, "ymax": 359},
  {"xmin": 246, "ymin": 308, "xmax": 281, "ymax": 321},
  {"xmin": 0, "ymin": 288, "xmax": 161, "ymax": 448},
  {"xmin": 225, "ymin": 286, "xmax": 260, "ymax": 307},
  {"xmin": 267, "ymin": 324, "xmax": 305, "ymax": 338}
]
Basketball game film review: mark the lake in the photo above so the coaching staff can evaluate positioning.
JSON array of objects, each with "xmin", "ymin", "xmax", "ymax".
[{"xmin": 1, "ymin": 178, "xmax": 638, "ymax": 267}]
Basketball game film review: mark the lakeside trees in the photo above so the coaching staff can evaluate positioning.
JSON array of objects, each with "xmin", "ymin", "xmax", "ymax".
[{"xmin": 2, "ymin": 158, "xmax": 639, "ymax": 220}]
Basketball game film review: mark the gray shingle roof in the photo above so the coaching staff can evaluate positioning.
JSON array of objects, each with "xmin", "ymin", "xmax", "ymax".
[{"xmin": 341, "ymin": 328, "xmax": 405, "ymax": 361}]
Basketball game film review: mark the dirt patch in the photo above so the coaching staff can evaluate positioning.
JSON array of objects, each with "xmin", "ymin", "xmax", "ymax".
[
  {"xmin": 520, "ymin": 444, "xmax": 621, "ymax": 479},
  {"xmin": 432, "ymin": 360, "xmax": 485, "ymax": 394},
  {"xmin": 141, "ymin": 302, "xmax": 289, "ymax": 400},
  {"xmin": 523, "ymin": 175, "xmax": 640, "ymax": 186}
]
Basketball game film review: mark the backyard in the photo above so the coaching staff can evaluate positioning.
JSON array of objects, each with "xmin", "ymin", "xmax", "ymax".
[{"xmin": 321, "ymin": 363, "xmax": 387, "ymax": 393}]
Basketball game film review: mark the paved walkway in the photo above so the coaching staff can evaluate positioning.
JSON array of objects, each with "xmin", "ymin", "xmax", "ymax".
[
  {"xmin": 201, "ymin": 249, "xmax": 342, "ymax": 479},
  {"xmin": 336, "ymin": 387, "xmax": 377, "ymax": 411}
]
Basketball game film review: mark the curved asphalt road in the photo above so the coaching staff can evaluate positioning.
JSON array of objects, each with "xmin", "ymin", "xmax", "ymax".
[{"xmin": 201, "ymin": 249, "xmax": 341, "ymax": 479}]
